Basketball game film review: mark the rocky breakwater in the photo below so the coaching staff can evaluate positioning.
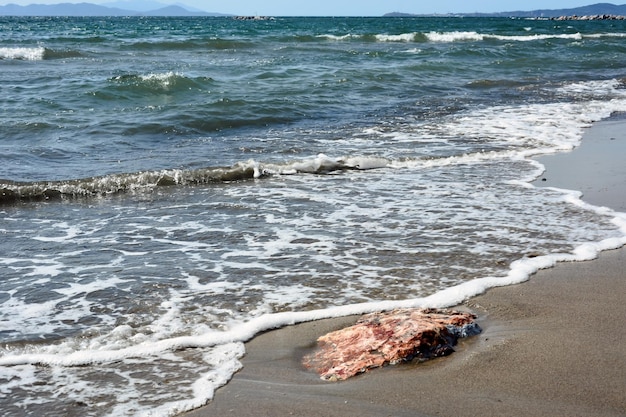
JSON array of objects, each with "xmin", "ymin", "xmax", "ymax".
[
  {"xmin": 302, "ymin": 308, "xmax": 481, "ymax": 381},
  {"xmin": 552, "ymin": 14, "xmax": 626, "ymax": 20},
  {"xmin": 234, "ymin": 15, "xmax": 274, "ymax": 21}
]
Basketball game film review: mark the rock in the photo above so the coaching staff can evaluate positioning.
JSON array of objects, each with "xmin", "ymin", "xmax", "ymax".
[
  {"xmin": 552, "ymin": 14, "xmax": 626, "ymax": 20},
  {"xmin": 233, "ymin": 15, "xmax": 275, "ymax": 21},
  {"xmin": 302, "ymin": 308, "xmax": 480, "ymax": 381}
]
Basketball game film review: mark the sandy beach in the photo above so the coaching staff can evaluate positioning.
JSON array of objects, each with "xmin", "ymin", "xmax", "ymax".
[{"xmin": 183, "ymin": 117, "xmax": 626, "ymax": 417}]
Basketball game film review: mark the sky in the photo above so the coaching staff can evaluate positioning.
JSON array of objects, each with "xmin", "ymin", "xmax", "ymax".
[{"xmin": 0, "ymin": 1, "xmax": 607, "ymax": 16}]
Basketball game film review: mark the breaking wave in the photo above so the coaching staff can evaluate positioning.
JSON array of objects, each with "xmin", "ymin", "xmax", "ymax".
[
  {"xmin": 0, "ymin": 46, "xmax": 45, "ymax": 60},
  {"xmin": 317, "ymin": 30, "xmax": 616, "ymax": 43},
  {"xmin": 127, "ymin": 38, "xmax": 256, "ymax": 50},
  {"xmin": 0, "ymin": 46, "xmax": 83, "ymax": 60},
  {"xmin": 0, "ymin": 162, "xmax": 261, "ymax": 204},
  {"xmin": 108, "ymin": 71, "xmax": 209, "ymax": 90},
  {"xmin": 0, "ymin": 155, "xmax": 390, "ymax": 204}
]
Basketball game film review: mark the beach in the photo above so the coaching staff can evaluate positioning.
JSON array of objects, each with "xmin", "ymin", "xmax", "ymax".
[
  {"xmin": 183, "ymin": 117, "xmax": 626, "ymax": 417},
  {"xmin": 4, "ymin": 17, "xmax": 626, "ymax": 416}
]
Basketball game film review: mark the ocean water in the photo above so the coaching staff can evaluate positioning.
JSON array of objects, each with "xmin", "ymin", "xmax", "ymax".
[{"xmin": 1, "ymin": 16, "xmax": 626, "ymax": 416}]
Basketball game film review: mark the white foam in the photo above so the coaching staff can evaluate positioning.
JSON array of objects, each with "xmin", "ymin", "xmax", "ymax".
[
  {"xmin": 490, "ymin": 33, "xmax": 583, "ymax": 42},
  {"xmin": 317, "ymin": 31, "xmax": 618, "ymax": 44},
  {"xmin": 139, "ymin": 72, "xmax": 180, "ymax": 82},
  {"xmin": 1, "ymin": 198, "xmax": 624, "ymax": 416},
  {"xmin": 425, "ymin": 31, "xmax": 485, "ymax": 42},
  {"xmin": 5, "ymin": 203, "xmax": 625, "ymax": 368},
  {"xmin": 423, "ymin": 31, "xmax": 587, "ymax": 43},
  {"xmin": 261, "ymin": 153, "xmax": 389, "ymax": 176},
  {"xmin": 584, "ymin": 32, "xmax": 626, "ymax": 39},
  {"xmin": 375, "ymin": 33, "xmax": 418, "ymax": 42},
  {"xmin": 0, "ymin": 47, "xmax": 45, "ymax": 60},
  {"xmin": 342, "ymin": 155, "xmax": 390, "ymax": 170},
  {"xmin": 409, "ymin": 90, "xmax": 626, "ymax": 163},
  {"xmin": 0, "ymin": 273, "xmax": 126, "ymax": 343},
  {"xmin": 317, "ymin": 33, "xmax": 358, "ymax": 41},
  {"xmin": 112, "ymin": 71, "xmax": 185, "ymax": 89},
  {"xmin": 32, "ymin": 222, "xmax": 83, "ymax": 242},
  {"xmin": 556, "ymin": 79, "xmax": 623, "ymax": 98},
  {"xmin": 139, "ymin": 343, "xmax": 245, "ymax": 417}
]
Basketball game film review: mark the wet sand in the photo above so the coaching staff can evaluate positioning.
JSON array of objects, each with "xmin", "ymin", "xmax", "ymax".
[
  {"xmin": 532, "ymin": 115, "xmax": 626, "ymax": 212},
  {"xmin": 183, "ymin": 117, "xmax": 626, "ymax": 417}
]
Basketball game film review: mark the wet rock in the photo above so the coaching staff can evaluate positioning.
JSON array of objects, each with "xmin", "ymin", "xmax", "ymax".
[{"xmin": 302, "ymin": 308, "xmax": 480, "ymax": 381}]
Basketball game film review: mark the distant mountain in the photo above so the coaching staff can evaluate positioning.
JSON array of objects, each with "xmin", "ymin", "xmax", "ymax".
[
  {"xmin": 102, "ymin": 0, "xmax": 211, "ymax": 14},
  {"xmin": 385, "ymin": 3, "xmax": 626, "ymax": 18},
  {"xmin": 466, "ymin": 2, "xmax": 626, "ymax": 17},
  {"xmin": 0, "ymin": 2, "xmax": 230, "ymax": 16},
  {"xmin": 138, "ymin": 5, "xmax": 218, "ymax": 16},
  {"xmin": 0, "ymin": 2, "xmax": 127, "ymax": 16},
  {"xmin": 102, "ymin": 0, "xmax": 168, "ymax": 12}
]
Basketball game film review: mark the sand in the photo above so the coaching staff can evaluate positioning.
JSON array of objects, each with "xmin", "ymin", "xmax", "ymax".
[
  {"xmin": 183, "ymin": 118, "xmax": 626, "ymax": 417},
  {"xmin": 532, "ymin": 115, "xmax": 626, "ymax": 212}
]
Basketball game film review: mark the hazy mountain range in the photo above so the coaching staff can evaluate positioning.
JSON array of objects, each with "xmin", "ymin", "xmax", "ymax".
[
  {"xmin": 1, "ymin": 1, "xmax": 625, "ymax": 17},
  {"xmin": 0, "ymin": 1, "xmax": 229, "ymax": 16},
  {"xmin": 386, "ymin": 2, "xmax": 626, "ymax": 17}
]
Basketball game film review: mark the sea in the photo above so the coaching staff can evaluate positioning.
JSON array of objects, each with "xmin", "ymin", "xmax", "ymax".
[{"xmin": 1, "ymin": 15, "xmax": 626, "ymax": 416}]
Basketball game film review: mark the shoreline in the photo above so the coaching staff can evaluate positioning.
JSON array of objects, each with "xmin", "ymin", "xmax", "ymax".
[
  {"xmin": 182, "ymin": 117, "xmax": 626, "ymax": 417},
  {"xmin": 531, "ymin": 115, "xmax": 626, "ymax": 212}
]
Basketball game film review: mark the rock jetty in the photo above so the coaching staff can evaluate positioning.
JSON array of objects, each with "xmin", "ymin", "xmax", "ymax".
[
  {"xmin": 234, "ymin": 15, "xmax": 274, "ymax": 21},
  {"xmin": 551, "ymin": 14, "xmax": 625, "ymax": 20},
  {"xmin": 302, "ymin": 308, "xmax": 481, "ymax": 381}
]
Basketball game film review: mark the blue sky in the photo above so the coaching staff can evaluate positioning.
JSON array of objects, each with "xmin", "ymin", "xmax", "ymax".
[{"xmin": 0, "ymin": 1, "xmax": 604, "ymax": 16}]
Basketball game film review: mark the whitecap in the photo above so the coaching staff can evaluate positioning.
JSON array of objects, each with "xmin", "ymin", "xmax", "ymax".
[{"xmin": 0, "ymin": 47, "xmax": 45, "ymax": 60}]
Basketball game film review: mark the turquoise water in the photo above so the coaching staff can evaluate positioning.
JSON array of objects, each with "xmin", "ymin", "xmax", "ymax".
[{"xmin": 1, "ymin": 16, "xmax": 626, "ymax": 416}]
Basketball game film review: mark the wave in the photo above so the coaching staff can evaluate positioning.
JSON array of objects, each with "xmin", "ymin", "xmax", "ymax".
[
  {"xmin": 584, "ymin": 32, "xmax": 626, "ymax": 39},
  {"xmin": 465, "ymin": 79, "xmax": 535, "ymax": 89},
  {"xmin": 105, "ymin": 71, "xmax": 215, "ymax": 94},
  {"xmin": 420, "ymin": 31, "xmax": 585, "ymax": 42},
  {"xmin": 0, "ymin": 155, "xmax": 389, "ymax": 205},
  {"xmin": 1, "ymin": 137, "xmax": 603, "ymax": 205},
  {"xmin": 318, "ymin": 33, "xmax": 420, "ymax": 42},
  {"xmin": 0, "ymin": 163, "xmax": 260, "ymax": 204},
  {"xmin": 0, "ymin": 46, "xmax": 45, "ymax": 60},
  {"xmin": 127, "ymin": 38, "xmax": 256, "ymax": 51},
  {"xmin": 41, "ymin": 48, "xmax": 83, "ymax": 59},
  {"xmin": 317, "ymin": 31, "xmax": 604, "ymax": 43},
  {"xmin": 0, "ymin": 46, "xmax": 83, "ymax": 60},
  {"xmin": 5, "ymin": 77, "xmax": 626, "ymax": 205},
  {"xmin": 111, "ymin": 71, "xmax": 193, "ymax": 87}
]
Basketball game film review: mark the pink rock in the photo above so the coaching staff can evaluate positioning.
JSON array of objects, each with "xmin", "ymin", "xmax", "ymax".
[{"xmin": 302, "ymin": 308, "xmax": 480, "ymax": 381}]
